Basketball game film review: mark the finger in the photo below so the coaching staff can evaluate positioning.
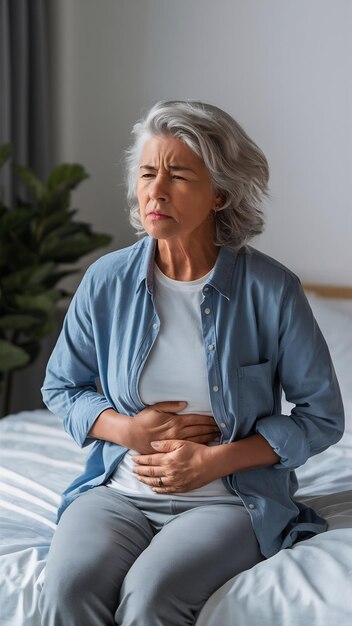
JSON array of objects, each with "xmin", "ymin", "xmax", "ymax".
[
  {"xmin": 134, "ymin": 440, "xmax": 183, "ymax": 463},
  {"xmin": 133, "ymin": 454, "xmax": 157, "ymax": 466},
  {"xmin": 133, "ymin": 464, "xmax": 164, "ymax": 477},
  {"xmin": 133, "ymin": 452, "xmax": 167, "ymax": 465},
  {"xmin": 137, "ymin": 475, "xmax": 171, "ymax": 489}
]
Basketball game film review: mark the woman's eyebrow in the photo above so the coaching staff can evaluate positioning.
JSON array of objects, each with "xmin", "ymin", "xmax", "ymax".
[{"xmin": 139, "ymin": 164, "xmax": 195, "ymax": 173}]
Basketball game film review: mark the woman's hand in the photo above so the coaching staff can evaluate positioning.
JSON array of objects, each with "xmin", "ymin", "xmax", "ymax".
[
  {"xmin": 129, "ymin": 401, "xmax": 220, "ymax": 454},
  {"xmin": 133, "ymin": 434, "xmax": 280, "ymax": 493},
  {"xmin": 133, "ymin": 435, "xmax": 281, "ymax": 491},
  {"xmin": 132, "ymin": 439, "xmax": 220, "ymax": 492}
]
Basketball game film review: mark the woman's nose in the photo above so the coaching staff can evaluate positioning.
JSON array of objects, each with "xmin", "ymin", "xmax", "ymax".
[{"xmin": 149, "ymin": 175, "xmax": 170, "ymax": 202}]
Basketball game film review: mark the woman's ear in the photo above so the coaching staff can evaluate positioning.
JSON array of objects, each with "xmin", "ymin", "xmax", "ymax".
[{"xmin": 214, "ymin": 192, "xmax": 224, "ymax": 209}]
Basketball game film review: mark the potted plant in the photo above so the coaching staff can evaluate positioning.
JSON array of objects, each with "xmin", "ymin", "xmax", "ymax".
[{"xmin": 0, "ymin": 145, "xmax": 112, "ymax": 417}]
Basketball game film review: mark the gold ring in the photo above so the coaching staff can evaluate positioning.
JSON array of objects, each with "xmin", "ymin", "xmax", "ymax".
[{"xmin": 158, "ymin": 477, "xmax": 164, "ymax": 488}]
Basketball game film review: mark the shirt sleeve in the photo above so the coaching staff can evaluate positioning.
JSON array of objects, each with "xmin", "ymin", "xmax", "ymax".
[
  {"xmin": 41, "ymin": 268, "xmax": 114, "ymax": 448},
  {"xmin": 255, "ymin": 275, "xmax": 345, "ymax": 469}
]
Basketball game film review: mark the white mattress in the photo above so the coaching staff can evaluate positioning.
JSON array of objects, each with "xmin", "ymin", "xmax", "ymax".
[{"xmin": 0, "ymin": 409, "xmax": 352, "ymax": 626}]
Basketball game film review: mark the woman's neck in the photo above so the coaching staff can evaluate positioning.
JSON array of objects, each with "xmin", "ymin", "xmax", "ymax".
[{"xmin": 156, "ymin": 239, "xmax": 218, "ymax": 281}]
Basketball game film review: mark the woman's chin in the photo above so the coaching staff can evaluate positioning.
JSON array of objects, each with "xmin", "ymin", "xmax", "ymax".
[{"xmin": 144, "ymin": 221, "xmax": 180, "ymax": 239}]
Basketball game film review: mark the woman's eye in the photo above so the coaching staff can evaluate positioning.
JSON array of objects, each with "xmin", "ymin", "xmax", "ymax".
[{"xmin": 140, "ymin": 173, "xmax": 187, "ymax": 181}]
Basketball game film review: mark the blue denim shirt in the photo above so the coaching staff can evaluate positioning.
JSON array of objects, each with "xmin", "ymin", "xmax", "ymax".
[{"xmin": 42, "ymin": 236, "xmax": 344, "ymax": 557}]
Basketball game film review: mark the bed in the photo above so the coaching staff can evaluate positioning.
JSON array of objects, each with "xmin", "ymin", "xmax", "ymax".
[{"xmin": 1, "ymin": 287, "xmax": 352, "ymax": 626}]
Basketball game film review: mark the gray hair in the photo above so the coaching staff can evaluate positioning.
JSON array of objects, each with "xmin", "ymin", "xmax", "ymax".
[{"xmin": 126, "ymin": 100, "xmax": 269, "ymax": 249}]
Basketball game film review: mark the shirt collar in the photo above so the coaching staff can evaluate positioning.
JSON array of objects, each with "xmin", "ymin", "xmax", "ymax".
[
  {"xmin": 136, "ymin": 237, "xmax": 157, "ymax": 294},
  {"xmin": 207, "ymin": 245, "xmax": 238, "ymax": 300},
  {"xmin": 136, "ymin": 236, "xmax": 239, "ymax": 299}
]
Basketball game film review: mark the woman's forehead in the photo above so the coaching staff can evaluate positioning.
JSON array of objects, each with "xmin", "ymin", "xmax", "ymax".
[{"xmin": 139, "ymin": 135, "xmax": 204, "ymax": 171}]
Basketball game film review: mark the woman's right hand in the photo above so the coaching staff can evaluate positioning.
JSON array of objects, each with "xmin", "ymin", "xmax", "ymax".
[{"xmin": 129, "ymin": 401, "xmax": 220, "ymax": 454}]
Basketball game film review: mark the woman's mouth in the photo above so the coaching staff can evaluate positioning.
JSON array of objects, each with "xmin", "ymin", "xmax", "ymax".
[{"xmin": 147, "ymin": 212, "xmax": 172, "ymax": 221}]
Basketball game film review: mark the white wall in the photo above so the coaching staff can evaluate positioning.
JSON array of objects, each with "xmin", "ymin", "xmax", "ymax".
[{"xmin": 48, "ymin": 0, "xmax": 352, "ymax": 285}]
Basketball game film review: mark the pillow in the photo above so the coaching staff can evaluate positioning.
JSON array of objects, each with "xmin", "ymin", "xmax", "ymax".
[{"xmin": 282, "ymin": 292, "xmax": 352, "ymax": 432}]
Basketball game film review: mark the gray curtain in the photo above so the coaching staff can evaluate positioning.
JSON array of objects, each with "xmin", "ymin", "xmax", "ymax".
[
  {"xmin": 0, "ymin": 0, "xmax": 52, "ymax": 414},
  {"xmin": 0, "ymin": 0, "xmax": 51, "ymax": 204}
]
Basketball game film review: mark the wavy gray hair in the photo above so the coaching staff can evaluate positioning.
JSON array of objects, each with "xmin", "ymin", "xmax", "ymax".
[{"xmin": 126, "ymin": 100, "xmax": 269, "ymax": 249}]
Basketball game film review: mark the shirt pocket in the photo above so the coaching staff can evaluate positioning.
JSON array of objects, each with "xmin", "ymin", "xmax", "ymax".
[{"xmin": 237, "ymin": 359, "xmax": 274, "ymax": 420}]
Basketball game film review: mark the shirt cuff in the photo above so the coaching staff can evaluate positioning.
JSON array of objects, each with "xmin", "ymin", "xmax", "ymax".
[
  {"xmin": 255, "ymin": 414, "xmax": 310, "ymax": 469},
  {"xmin": 66, "ymin": 394, "xmax": 115, "ymax": 448}
]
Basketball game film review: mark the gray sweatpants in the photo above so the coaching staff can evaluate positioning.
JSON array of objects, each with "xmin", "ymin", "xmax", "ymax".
[{"xmin": 39, "ymin": 486, "xmax": 264, "ymax": 626}]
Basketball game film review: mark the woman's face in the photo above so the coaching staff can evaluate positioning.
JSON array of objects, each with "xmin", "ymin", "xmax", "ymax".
[{"xmin": 137, "ymin": 135, "xmax": 219, "ymax": 244}]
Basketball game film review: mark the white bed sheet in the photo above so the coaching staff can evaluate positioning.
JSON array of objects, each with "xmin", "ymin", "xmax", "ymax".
[
  {"xmin": 1, "ymin": 410, "xmax": 352, "ymax": 626},
  {"xmin": 0, "ymin": 410, "xmax": 86, "ymax": 626},
  {"xmin": 197, "ymin": 444, "xmax": 352, "ymax": 626}
]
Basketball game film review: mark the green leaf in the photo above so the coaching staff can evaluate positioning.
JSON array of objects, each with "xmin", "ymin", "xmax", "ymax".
[
  {"xmin": 13, "ymin": 290, "xmax": 60, "ymax": 314},
  {"xmin": 13, "ymin": 164, "xmax": 46, "ymax": 201},
  {"xmin": 1, "ymin": 263, "xmax": 55, "ymax": 291},
  {"xmin": 40, "ymin": 189, "xmax": 70, "ymax": 215},
  {"xmin": 0, "ymin": 150, "xmax": 111, "ymax": 377},
  {"xmin": 43, "ymin": 221, "xmax": 91, "ymax": 240},
  {"xmin": 27, "ymin": 262, "xmax": 55, "ymax": 285},
  {"xmin": 39, "ymin": 232, "xmax": 112, "ymax": 262},
  {"xmin": 43, "ymin": 269, "xmax": 79, "ymax": 288},
  {"xmin": 47, "ymin": 164, "xmax": 89, "ymax": 193},
  {"xmin": 0, "ymin": 314, "xmax": 44, "ymax": 330},
  {"xmin": 0, "ymin": 239, "xmax": 37, "ymax": 274},
  {"xmin": 36, "ymin": 209, "xmax": 77, "ymax": 239},
  {"xmin": 0, "ymin": 206, "xmax": 36, "ymax": 235},
  {"xmin": 29, "ymin": 318, "xmax": 56, "ymax": 338},
  {"xmin": 0, "ymin": 144, "xmax": 11, "ymax": 168},
  {"xmin": 0, "ymin": 339, "xmax": 30, "ymax": 372}
]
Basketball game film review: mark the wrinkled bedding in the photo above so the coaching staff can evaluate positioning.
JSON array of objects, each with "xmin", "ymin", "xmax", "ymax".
[{"xmin": 1, "ymin": 410, "xmax": 352, "ymax": 626}]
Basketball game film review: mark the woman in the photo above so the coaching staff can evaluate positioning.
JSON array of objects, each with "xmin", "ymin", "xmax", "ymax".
[{"xmin": 40, "ymin": 100, "xmax": 344, "ymax": 626}]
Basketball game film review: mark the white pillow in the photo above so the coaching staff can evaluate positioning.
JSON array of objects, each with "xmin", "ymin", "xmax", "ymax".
[{"xmin": 283, "ymin": 292, "xmax": 352, "ymax": 433}]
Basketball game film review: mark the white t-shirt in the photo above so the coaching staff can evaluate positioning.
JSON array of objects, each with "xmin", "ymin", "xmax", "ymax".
[{"xmin": 107, "ymin": 263, "xmax": 234, "ymax": 498}]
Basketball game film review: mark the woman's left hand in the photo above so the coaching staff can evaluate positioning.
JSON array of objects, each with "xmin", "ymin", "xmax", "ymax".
[{"xmin": 132, "ymin": 440, "xmax": 220, "ymax": 493}]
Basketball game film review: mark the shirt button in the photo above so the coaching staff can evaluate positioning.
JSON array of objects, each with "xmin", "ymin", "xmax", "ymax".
[
  {"xmin": 213, "ymin": 385, "xmax": 219, "ymax": 392},
  {"xmin": 152, "ymin": 323, "xmax": 158, "ymax": 330},
  {"xmin": 204, "ymin": 287, "xmax": 209, "ymax": 292},
  {"xmin": 208, "ymin": 344, "xmax": 214, "ymax": 351},
  {"xmin": 248, "ymin": 503, "xmax": 255, "ymax": 510},
  {"xmin": 204, "ymin": 308, "xmax": 210, "ymax": 315},
  {"xmin": 220, "ymin": 422, "xmax": 226, "ymax": 429}
]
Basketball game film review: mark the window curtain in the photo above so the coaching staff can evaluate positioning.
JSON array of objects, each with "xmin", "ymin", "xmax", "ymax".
[{"xmin": 0, "ymin": 0, "xmax": 51, "ymax": 205}]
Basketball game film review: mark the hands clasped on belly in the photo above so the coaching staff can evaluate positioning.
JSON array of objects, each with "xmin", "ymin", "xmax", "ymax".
[{"xmin": 130, "ymin": 400, "xmax": 222, "ymax": 493}]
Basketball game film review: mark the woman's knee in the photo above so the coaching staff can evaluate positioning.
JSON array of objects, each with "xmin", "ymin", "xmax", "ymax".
[
  {"xmin": 39, "ymin": 568, "xmax": 80, "ymax": 625},
  {"xmin": 116, "ymin": 564, "xmax": 191, "ymax": 626},
  {"xmin": 40, "ymin": 564, "xmax": 119, "ymax": 626},
  {"xmin": 40, "ymin": 562, "xmax": 91, "ymax": 613}
]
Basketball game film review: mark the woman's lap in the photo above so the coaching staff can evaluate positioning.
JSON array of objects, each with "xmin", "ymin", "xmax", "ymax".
[
  {"xmin": 40, "ymin": 486, "xmax": 263, "ymax": 626},
  {"xmin": 40, "ymin": 487, "xmax": 154, "ymax": 625},
  {"xmin": 116, "ymin": 496, "xmax": 263, "ymax": 625}
]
